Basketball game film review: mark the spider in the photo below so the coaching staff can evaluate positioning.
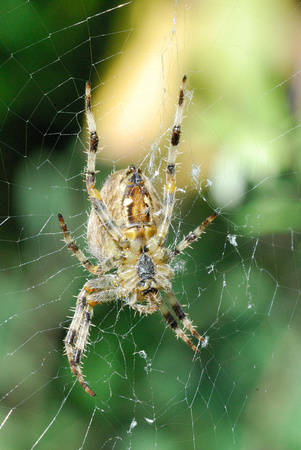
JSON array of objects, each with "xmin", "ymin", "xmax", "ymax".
[{"xmin": 58, "ymin": 76, "xmax": 217, "ymax": 396}]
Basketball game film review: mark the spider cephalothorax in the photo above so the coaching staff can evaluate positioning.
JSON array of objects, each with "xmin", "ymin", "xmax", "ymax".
[{"xmin": 59, "ymin": 76, "xmax": 217, "ymax": 396}]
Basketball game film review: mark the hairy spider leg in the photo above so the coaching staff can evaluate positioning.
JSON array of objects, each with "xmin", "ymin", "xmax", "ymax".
[
  {"xmin": 157, "ymin": 75, "xmax": 187, "ymax": 245},
  {"xmin": 85, "ymin": 82, "xmax": 128, "ymax": 247},
  {"xmin": 65, "ymin": 286, "xmax": 95, "ymax": 396},
  {"xmin": 149, "ymin": 291, "xmax": 200, "ymax": 353},
  {"xmin": 171, "ymin": 211, "xmax": 218, "ymax": 257},
  {"xmin": 58, "ymin": 213, "xmax": 119, "ymax": 275},
  {"xmin": 65, "ymin": 278, "xmax": 118, "ymax": 396},
  {"xmin": 165, "ymin": 289, "xmax": 204, "ymax": 342}
]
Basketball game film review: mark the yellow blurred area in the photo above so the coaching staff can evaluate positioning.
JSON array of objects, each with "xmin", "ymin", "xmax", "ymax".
[
  {"xmin": 91, "ymin": 0, "xmax": 299, "ymax": 207},
  {"xmin": 92, "ymin": 1, "xmax": 185, "ymax": 168}
]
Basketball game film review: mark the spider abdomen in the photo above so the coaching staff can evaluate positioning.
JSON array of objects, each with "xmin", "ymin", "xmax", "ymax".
[{"xmin": 87, "ymin": 166, "xmax": 163, "ymax": 260}]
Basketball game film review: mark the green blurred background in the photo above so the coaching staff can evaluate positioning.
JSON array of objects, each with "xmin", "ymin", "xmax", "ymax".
[{"xmin": 1, "ymin": 0, "xmax": 301, "ymax": 448}]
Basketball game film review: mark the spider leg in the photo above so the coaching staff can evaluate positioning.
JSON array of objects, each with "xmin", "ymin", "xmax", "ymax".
[
  {"xmin": 65, "ymin": 286, "xmax": 95, "ymax": 396},
  {"xmin": 58, "ymin": 213, "xmax": 120, "ymax": 274},
  {"xmin": 171, "ymin": 211, "xmax": 218, "ymax": 258},
  {"xmin": 85, "ymin": 82, "xmax": 127, "ymax": 247},
  {"xmin": 165, "ymin": 289, "xmax": 204, "ymax": 342},
  {"xmin": 65, "ymin": 277, "xmax": 118, "ymax": 396},
  {"xmin": 150, "ymin": 291, "xmax": 200, "ymax": 353},
  {"xmin": 157, "ymin": 75, "xmax": 187, "ymax": 246}
]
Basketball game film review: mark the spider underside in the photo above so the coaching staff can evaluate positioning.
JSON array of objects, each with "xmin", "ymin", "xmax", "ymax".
[{"xmin": 58, "ymin": 76, "xmax": 217, "ymax": 396}]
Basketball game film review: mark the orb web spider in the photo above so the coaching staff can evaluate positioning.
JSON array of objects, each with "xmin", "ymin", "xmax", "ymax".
[{"xmin": 58, "ymin": 76, "xmax": 217, "ymax": 396}]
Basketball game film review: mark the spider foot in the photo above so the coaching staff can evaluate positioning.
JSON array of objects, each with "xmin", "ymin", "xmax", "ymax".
[
  {"xmin": 182, "ymin": 317, "xmax": 204, "ymax": 342},
  {"xmin": 174, "ymin": 327, "xmax": 200, "ymax": 353},
  {"xmin": 69, "ymin": 360, "xmax": 96, "ymax": 397}
]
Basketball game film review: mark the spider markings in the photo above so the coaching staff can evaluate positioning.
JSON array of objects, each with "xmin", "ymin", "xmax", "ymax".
[
  {"xmin": 137, "ymin": 252, "xmax": 156, "ymax": 285},
  {"xmin": 59, "ymin": 76, "xmax": 217, "ymax": 396}
]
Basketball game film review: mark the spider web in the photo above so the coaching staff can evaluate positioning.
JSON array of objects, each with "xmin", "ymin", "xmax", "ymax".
[{"xmin": 1, "ymin": 0, "xmax": 301, "ymax": 448}]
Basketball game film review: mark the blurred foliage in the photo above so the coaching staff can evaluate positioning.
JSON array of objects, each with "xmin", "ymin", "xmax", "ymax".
[{"xmin": 1, "ymin": 0, "xmax": 301, "ymax": 449}]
